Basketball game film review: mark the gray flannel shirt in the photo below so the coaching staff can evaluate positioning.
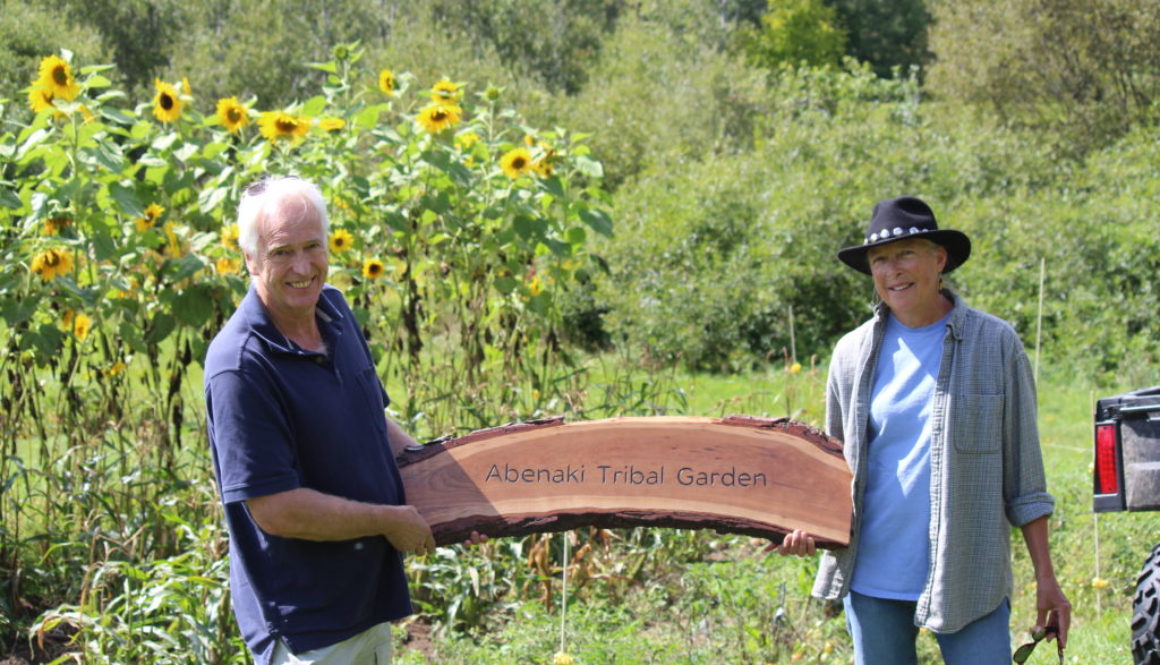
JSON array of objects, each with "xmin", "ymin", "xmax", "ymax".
[{"xmin": 812, "ymin": 293, "xmax": 1055, "ymax": 633}]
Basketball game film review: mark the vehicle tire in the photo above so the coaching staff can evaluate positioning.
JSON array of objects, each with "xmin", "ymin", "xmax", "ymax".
[{"xmin": 1133, "ymin": 542, "xmax": 1160, "ymax": 665}]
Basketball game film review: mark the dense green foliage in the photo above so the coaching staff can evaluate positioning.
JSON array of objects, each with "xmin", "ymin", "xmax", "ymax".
[
  {"xmin": 1, "ymin": 0, "xmax": 1159, "ymax": 662},
  {"xmin": 827, "ymin": 0, "xmax": 931, "ymax": 77},
  {"xmin": 0, "ymin": 2, "xmax": 111, "ymax": 107},
  {"xmin": 927, "ymin": 0, "xmax": 1160, "ymax": 157},
  {"xmin": 740, "ymin": 0, "xmax": 848, "ymax": 69}
]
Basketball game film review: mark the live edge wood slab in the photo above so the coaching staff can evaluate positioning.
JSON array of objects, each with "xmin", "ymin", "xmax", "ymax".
[{"xmin": 396, "ymin": 415, "xmax": 852, "ymax": 549}]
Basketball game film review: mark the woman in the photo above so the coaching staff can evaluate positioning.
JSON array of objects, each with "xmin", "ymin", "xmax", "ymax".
[{"xmin": 778, "ymin": 196, "xmax": 1070, "ymax": 664}]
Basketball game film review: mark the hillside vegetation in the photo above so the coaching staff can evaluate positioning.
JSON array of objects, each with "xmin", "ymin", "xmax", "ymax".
[{"xmin": 4, "ymin": 0, "xmax": 1158, "ymax": 374}]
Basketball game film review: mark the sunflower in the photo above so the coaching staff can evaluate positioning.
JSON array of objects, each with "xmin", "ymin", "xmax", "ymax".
[
  {"xmin": 500, "ymin": 147, "xmax": 533, "ymax": 179},
  {"xmin": 533, "ymin": 158, "xmax": 554, "ymax": 178},
  {"xmin": 318, "ymin": 117, "xmax": 346, "ymax": 132},
  {"xmin": 258, "ymin": 111, "xmax": 312, "ymax": 142},
  {"xmin": 220, "ymin": 223, "xmax": 240, "ymax": 249},
  {"xmin": 362, "ymin": 258, "xmax": 385, "ymax": 279},
  {"xmin": 72, "ymin": 312, "xmax": 92, "ymax": 341},
  {"xmin": 430, "ymin": 78, "xmax": 462, "ymax": 103},
  {"xmin": 27, "ymin": 85, "xmax": 57, "ymax": 114},
  {"xmin": 527, "ymin": 139, "xmax": 556, "ymax": 177},
  {"xmin": 455, "ymin": 131, "xmax": 481, "ymax": 150},
  {"xmin": 215, "ymin": 256, "xmax": 240, "ymax": 275},
  {"xmin": 37, "ymin": 55, "xmax": 80, "ymax": 102},
  {"xmin": 152, "ymin": 79, "xmax": 184, "ymax": 123},
  {"xmin": 113, "ymin": 278, "xmax": 139, "ymax": 299},
  {"xmin": 378, "ymin": 69, "xmax": 396, "ymax": 96},
  {"xmin": 135, "ymin": 203, "xmax": 165, "ymax": 233},
  {"xmin": 330, "ymin": 228, "xmax": 354, "ymax": 253},
  {"xmin": 162, "ymin": 221, "xmax": 185, "ymax": 258},
  {"xmin": 30, "ymin": 247, "xmax": 74, "ymax": 281},
  {"xmin": 416, "ymin": 103, "xmax": 461, "ymax": 134},
  {"xmin": 42, "ymin": 216, "xmax": 72, "ymax": 236},
  {"xmin": 216, "ymin": 97, "xmax": 249, "ymax": 134}
]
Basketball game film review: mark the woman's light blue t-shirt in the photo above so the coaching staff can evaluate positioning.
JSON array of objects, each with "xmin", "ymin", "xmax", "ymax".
[{"xmin": 850, "ymin": 310, "xmax": 950, "ymax": 601}]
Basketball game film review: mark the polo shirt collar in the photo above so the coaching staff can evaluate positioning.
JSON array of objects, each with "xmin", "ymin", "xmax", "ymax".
[{"xmin": 238, "ymin": 284, "xmax": 344, "ymax": 355}]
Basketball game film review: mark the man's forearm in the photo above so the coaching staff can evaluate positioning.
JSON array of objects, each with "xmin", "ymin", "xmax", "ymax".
[{"xmin": 247, "ymin": 487, "xmax": 427, "ymax": 546}]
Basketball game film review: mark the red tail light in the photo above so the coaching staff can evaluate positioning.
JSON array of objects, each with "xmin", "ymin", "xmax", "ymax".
[{"xmin": 1095, "ymin": 423, "xmax": 1119, "ymax": 495}]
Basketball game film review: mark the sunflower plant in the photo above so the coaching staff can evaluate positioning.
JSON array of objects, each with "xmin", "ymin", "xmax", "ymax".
[
  {"xmin": 0, "ymin": 47, "xmax": 613, "ymax": 664},
  {"xmin": 2, "ymin": 50, "xmax": 612, "ymax": 656},
  {"xmin": 269, "ymin": 50, "xmax": 613, "ymax": 434}
]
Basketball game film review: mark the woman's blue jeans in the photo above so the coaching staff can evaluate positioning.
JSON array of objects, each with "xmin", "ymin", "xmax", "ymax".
[{"xmin": 843, "ymin": 591, "xmax": 1011, "ymax": 665}]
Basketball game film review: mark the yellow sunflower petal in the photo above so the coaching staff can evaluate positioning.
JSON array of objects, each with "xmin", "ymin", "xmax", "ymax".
[
  {"xmin": 258, "ymin": 111, "xmax": 311, "ymax": 141},
  {"xmin": 362, "ymin": 258, "xmax": 386, "ymax": 279},
  {"xmin": 216, "ymin": 97, "xmax": 249, "ymax": 133},
  {"xmin": 31, "ymin": 248, "xmax": 74, "ymax": 281},
  {"xmin": 378, "ymin": 69, "xmax": 397, "ymax": 96},
  {"xmin": 416, "ymin": 103, "xmax": 462, "ymax": 134},
  {"xmin": 153, "ymin": 79, "xmax": 184, "ymax": 123},
  {"xmin": 220, "ymin": 224, "xmax": 240, "ymax": 249},
  {"xmin": 430, "ymin": 78, "xmax": 462, "ymax": 102},
  {"xmin": 319, "ymin": 117, "xmax": 346, "ymax": 132},
  {"xmin": 501, "ymin": 147, "xmax": 534, "ymax": 179},
  {"xmin": 73, "ymin": 313, "xmax": 92, "ymax": 341},
  {"xmin": 38, "ymin": 55, "xmax": 80, "ymax": 102},
  {"xmin": 329, "ymin": 229, "xmax": 354, "ymax": 252}
]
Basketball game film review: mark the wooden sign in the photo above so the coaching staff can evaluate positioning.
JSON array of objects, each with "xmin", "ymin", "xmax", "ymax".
[{"xmin": 397, "ymin": 415, "xmax": 852, "ymax": 548}]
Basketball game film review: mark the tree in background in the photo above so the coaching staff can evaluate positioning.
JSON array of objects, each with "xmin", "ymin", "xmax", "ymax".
[
  {"xmin": 926, "ymin": 0, "xmax": 1160, "ymax": 156},
  {"xmin": 0, "ymin": 2, "xmax": 111, "ymax": 106},
  {"xmin": 538, "ymin": 8, "xmax": 772, "ymax": 190},
  {"xmin": 55, "ymin": 0, "xmax": 185, "ymax": 95},
  {"xmin": 740, "ymin": 0, "xmax": 847, "ymax": 70},
  {"xmin": 826, "ymin": 0, "xmax": 931, "ymax": 77},
  {"xmin": 166, "ymin": 0, "xmax": 404, "ymax": 108},
  {"xmin": 428, "ymin": 0, "xmax": 621, "ymax": 95}
]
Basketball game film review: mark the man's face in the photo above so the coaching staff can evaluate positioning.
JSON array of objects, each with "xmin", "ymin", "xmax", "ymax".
[{"xmin": 244, "ymin": 196, "xmax": 328, "ymax": 322}]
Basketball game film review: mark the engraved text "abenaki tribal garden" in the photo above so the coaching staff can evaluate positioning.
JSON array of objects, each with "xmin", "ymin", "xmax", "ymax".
[{"xmin": 483, "ymin": 463, "xmax": 769, "ymax": 488}]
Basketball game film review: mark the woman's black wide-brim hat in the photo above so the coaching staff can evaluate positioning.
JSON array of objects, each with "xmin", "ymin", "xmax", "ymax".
[{"xmin": 836, "ymin": 196, "xmax": 972, "ymax": 275}]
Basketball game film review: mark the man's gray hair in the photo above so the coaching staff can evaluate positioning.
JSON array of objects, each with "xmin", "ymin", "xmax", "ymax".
[{"xmin": 236, "ymin": 176, "xmax": 330, "ymax": 256}]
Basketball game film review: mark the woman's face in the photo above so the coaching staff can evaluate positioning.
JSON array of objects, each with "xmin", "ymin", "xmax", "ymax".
[{"xmin": 867, "ymin": 238, "xmax": 948, "ymax": 327}]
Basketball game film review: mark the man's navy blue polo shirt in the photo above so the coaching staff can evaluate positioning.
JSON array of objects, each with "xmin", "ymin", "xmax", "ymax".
[{"xmin": 204, "ymin": 284, "xmax": 411, "ymax": 663}]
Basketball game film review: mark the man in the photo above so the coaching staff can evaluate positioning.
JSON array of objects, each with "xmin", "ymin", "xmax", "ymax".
[{"xmin": 205, "ymin": 177, "xmax": 470, "ymax": 664}]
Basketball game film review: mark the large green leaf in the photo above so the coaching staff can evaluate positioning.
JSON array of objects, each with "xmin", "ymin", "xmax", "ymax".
[
  {"xmin": 108, "ymin": 182, "xmax": 145, "ymax": 218},
  {"xmin": 144, "ymin": 311, "xmax": 176, "ymax": 345},
  {"xmin": 0, "ymin": 187, "xmax": 21, "ymax": 210},
  {"xmin": 162, "ymin": 255, "xmax": 205, "ymax": 285},
  {"xmin": 173, "ymin": 285, "xmax": 216, "ymax": 328},
  {"xmin": 578, "ymin": 206, "xmax": 613, "ymax": 237}
]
